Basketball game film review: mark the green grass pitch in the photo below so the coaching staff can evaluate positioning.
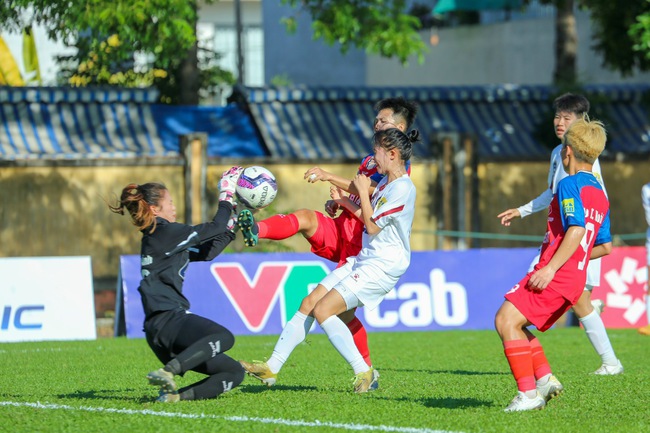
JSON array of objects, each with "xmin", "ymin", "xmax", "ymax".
[{"xmin": 1, "ymin": 328, "xmax": 648, "ymax": 433}]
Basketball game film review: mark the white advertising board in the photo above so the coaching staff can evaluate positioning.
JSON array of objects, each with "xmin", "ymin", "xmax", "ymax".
[{"xmin": 0, "ymin": 256, "xmax": 96, "ymax": 342}]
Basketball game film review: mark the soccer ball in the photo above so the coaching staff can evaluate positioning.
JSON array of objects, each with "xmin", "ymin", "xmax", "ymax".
[{"xmin": 235, "ymin": 166, "xmax": 278, "ymax": 209}]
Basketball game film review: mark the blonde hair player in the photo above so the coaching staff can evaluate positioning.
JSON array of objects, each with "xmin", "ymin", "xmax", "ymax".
[
  {"xmin": 495, "ymin": 117, "xmax": 613, "ymax": 412},
  {"xmin": 497, "ymin": 93, "xmax": 623, "ymax": 375}
]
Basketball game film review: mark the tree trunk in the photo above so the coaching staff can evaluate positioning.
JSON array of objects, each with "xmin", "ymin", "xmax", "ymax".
[
  {"xmin": 553, "ymin": 0, "xmax": 577, "ymax": 85},
  {"xmin": 178, "ymin": 3, "xmax": 200, "ymax": 105},
  {"xmin": 178, "ymin": 42, "xmax": 200, "ymax": 105}
]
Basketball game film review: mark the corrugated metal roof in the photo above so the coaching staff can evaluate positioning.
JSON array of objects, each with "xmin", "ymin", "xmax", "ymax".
[{"xmin": 243, "ymin": 84, "xmax": 650, "ymax": 160}]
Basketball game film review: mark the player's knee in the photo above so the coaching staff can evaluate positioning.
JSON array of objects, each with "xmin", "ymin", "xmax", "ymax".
[
  {"xmin": 494, "ymin": 310, "xmax": 513, "ymax": 338},
  {"xmin": 299, "ymin": 296, "xmax": 317, "ymax": 315},
  {"xmin": 293, "ymin": 209, "xmax": 317, "ymax": 232}
]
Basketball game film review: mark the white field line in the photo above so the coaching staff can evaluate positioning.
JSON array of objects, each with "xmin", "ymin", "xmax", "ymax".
[{"xmin": 1, "ymin": 400, "xmax": 465, "ymax": 433}]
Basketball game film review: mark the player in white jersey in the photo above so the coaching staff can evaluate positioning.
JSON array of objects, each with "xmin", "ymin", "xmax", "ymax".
[
  {"xmin": 241, "ymin": 128, "xmax": 418, "ymax": 393},
  {"xmin": 498, "ymin": 93, "xmax": 623, "ymax": 375},
  {"xmin": 639, "ymin": 182, "xmax": 650, "ymax": 335}
]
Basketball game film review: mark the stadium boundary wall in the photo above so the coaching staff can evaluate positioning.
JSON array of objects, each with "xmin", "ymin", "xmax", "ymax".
[{"xmin": 0, "ymin": 159, "xmax": 647, "ymax": 288}]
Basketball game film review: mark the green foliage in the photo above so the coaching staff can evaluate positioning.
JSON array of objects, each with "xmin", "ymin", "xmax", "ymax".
[
  {"xmin": 630, "ymin": 6, "xmax": 650, "ymax": 61},
  {"xmin": 270, "ymin": 73, "xmax": 294, "ymax": 87},
  {"xmin": 579, "ymin": 0, "xmax": 650, "ymax": 75},
  {"xmin": 280, "ymin": 0, "xmax": 427, "ymax": 65},
  {"xmin": 0, "ymin": 0, "xmax": 234, "ymax": 103},
  {"xmin": 1, "ymin": 328, "xmax": 648, "ymax": 433}
]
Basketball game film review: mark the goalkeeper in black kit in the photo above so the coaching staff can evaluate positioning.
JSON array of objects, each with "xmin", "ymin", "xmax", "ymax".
[{"xmin": 109, "ymin": 166, "xmax": 246, "ymax": 402}]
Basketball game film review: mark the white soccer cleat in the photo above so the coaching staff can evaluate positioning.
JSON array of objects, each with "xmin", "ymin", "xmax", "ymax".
[
  {"xmin": 504, "ymin": 391, "xmax": 546, "ymax": 412},
  {"xmin": 593, "ymin": 359, "xmax": 624, "ymax": 375},
  {"xmin": 591, "ymin": 299, "xmax": 605, "ymax": 315},
  {"xmin": 537, "ymin": 375, "xmax": 564, "ymax": 402}
]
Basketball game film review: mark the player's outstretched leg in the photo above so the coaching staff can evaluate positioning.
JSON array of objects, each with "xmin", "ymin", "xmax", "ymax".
[{"xmin": 238, "ymin": 209, "xmax": 258, "ymax": 247}]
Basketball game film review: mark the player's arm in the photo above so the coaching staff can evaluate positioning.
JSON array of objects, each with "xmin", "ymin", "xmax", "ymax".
[
  {"xmin": 590, "ymin": 242, "xmax": 612, "ymax": 260},
  {"xmin": 353, "ymin": 174, "xmax": 380, "ymax": 235},
  {"xmin": 330, "ymin": 186, "xmax": 362, "ymax": 219},
  {"xmin": 528, "ymin": 225, "xmax": 585, "ymax": 291},
  {"xmin": 304, "ymin": 166, "xmax": 377, "ymax": 195}
]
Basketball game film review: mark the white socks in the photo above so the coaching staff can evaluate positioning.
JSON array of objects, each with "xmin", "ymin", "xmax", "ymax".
[
  {"xmin": 320, "ymin": 316, "xmax": 369, "ymax": 375},
  {"xmin": 579, "ymin": 310, "xmax": 618, "ymax": 366},
  {"xmin": 267, "ymin": 311, "xmax": 314, "ymax": 373}
]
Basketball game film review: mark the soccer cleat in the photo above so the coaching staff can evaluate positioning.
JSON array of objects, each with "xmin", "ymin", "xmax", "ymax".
[
  {"xmin": 591, "ymin": 299, "xmax": 605, "ymax": 315},
  {"xmin": 240, "ymin": 360, "xmax": 277, "ymax": 386},
  {"xmin": 353, "ymin": 367, "xmax": 375, "ymax": 394},
  {"xmin": 368, "ymin": 368, "xmax": 380, "ymax": 391},
  {"xmin": 237, "ymin": 209, "xmax": 258, "ymax": 247},
  {"xmin": 638, "ymin": 325, "xmax": 650, "ymax": 336},
  {"xmin": 593, "ymin": 359, "xmax": 624, "ymax": 375},
  {"xmin": 537, "ymin": 375, "xmax": 564, "ymax": 402},
  {"xmin": 504, "ymin": 391, "xmax": 546, "ymax": 412},
  {"xmin": 156, "ymin": 390, "xmax": 180, "ymax": 403},
  {"xmin": 146, "ymin": 368, "xmax": 177, "ymax": 393}
]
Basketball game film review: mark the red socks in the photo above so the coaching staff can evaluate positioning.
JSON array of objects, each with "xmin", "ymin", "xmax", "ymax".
[
  {"xmin": 528, "ymin": 336, "xmax": 552, "ymax": 379},
  {"xmin": 503, "ymin": 339, "xmax": 536, "ymax": 393},
  {"xmin": 257, "ymin": 214, "xmax": 300, "ymax": 240},
  {"xmin": 347, "ymin": 316, "xmax": 372, "ymax": 366}
]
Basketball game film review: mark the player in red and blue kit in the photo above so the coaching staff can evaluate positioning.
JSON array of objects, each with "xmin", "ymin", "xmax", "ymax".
[{"xmin": 494, "ymin": 117, "xmax": 613, "ymax": 412}]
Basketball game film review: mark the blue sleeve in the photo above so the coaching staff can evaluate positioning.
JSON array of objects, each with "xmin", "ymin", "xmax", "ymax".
[
  {"xmin": 556, "ymin": 177, "xmax": 585, "ymax": 231},
  {"xmin": 594, "ymin": 210, "xmax": 612, "ymax": 245}
]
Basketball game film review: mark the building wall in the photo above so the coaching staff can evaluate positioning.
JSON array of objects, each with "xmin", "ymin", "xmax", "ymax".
[
  {"xmin": 260, "ymin": 4, "xmax": 650, "ymax": 86},
  {"xmin": 1, "ymin": 160, "xmax": 647, "ymax": 287},
  {"xmin": 367, "ymin": 11, "xmax": 650, "ymax": 86},
  {"xmin": 262, "ymin": 1, "xmax": 367, "ymax": 86}
]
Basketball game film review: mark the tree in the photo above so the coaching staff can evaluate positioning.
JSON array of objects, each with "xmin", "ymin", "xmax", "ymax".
[
  {"xmin": 0, "ymin": 0, "xmax": 234, "ymax": 104},
  {"xmin": 579, "ymin": 0, "xmax": 650, "ymax": 75},
  {"xmin": 279, "ymin": 0, "xmax": 427, "ymax": 65}
]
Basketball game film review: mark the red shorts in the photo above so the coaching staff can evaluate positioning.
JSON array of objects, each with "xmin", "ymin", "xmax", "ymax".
[
  {"xmin": 504, "ymin": 273, "xmax": 574, "ymax": 332},
  {"xmin": 307, "ymin": 211, "xmax": 363, "ymax": 268}
]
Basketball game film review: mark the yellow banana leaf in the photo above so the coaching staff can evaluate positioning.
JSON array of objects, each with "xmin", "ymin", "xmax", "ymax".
[
  {"xmin": 22, "ymin": 25, "xmax": 41, "ymax": 84},
  {"xmin": 0, "ymin": 35, "xmax": 25, "ymax": 86}
]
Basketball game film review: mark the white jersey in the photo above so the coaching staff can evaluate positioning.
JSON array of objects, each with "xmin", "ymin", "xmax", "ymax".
[
  {"xmin": 517, "ymin": 144, "xmax": 606, "ymax": 217},
  {"xmin": 643, "ymin": 182, "xmax": 650, "ymax": 265},
  {"xmin": 518, "ymin": 143, "xmax": 606, "ymax": 287},
  {"xmin": 356, "ymin": 174, "xmax": 416, "ymax": 278}
]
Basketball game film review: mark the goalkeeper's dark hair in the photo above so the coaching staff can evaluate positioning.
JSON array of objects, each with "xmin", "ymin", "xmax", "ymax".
[
  {"xmin": 108, "ymin": 182, "xmax": 167, "ymax": 233},
  {"xmin": 374, "ymin": 97, "xmax": 419, "ymax": 129},
  {"xmin": 372, "ymin": 128, "xmax": 420, "ymax": 162}
]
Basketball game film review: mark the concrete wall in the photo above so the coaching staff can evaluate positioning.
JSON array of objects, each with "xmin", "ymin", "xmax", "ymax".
[
  {"xmin": 1, "ymin": 159, "xmax": 647, "ymax": 290},
  {"xmin": 262, "ymin": 1, "xmax": 366, "ymax": 86},
  {"xmin": 367, "ymin": 11, "xmax": 650, "ymax": 86},
  {"xmin": 260, "ymin": 4, "xmax": 650, "ymax": 86}
]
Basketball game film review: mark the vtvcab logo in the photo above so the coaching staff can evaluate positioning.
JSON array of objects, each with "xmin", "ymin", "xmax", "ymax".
[
  {"xmin": 365, "ymin": 269, "xmax": 469, "ymax": 328},
  {"xmin": 1, "ymin": 305, "xmax": 44, "ymax": 330},
  {"xmin": 210, "ymin": 262, "xmax": 470, "ymax": 333},
  {"xmin": 210, "ymin": 261, "xmax": 330, "ymax": 332}
]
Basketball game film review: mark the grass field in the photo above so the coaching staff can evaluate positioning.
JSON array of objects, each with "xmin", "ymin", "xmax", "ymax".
[{"xmin": 2, "ymin": 328, "xmax": 648, "ymax": 433}]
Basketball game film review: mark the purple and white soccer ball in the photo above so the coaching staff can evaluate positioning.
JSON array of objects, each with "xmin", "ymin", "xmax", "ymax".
[{"xmin": 235, "ymin": 166, "xmax": 278, "ymax": 209}]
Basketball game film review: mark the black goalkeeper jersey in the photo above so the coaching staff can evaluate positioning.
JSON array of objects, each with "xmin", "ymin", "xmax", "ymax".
[{"xmin": 138, "ymin": 201, "xmax": 235, "ymax": 320}]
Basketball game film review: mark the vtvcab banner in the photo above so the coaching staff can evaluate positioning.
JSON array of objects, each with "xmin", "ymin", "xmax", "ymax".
[{"xmin": 117, "ymin": 247, "xmax": 647, "ymax": 338}]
